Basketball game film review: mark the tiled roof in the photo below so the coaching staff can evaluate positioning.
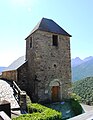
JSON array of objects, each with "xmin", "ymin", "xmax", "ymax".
[{"xmin": 25, "ymin": 18, "xmax": 71, "ymax": 39}]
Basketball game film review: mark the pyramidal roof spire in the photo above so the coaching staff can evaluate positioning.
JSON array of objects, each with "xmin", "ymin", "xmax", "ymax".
[{"xmin": 26, "ymin": 18, "xmax": 71, "ymax": 39}]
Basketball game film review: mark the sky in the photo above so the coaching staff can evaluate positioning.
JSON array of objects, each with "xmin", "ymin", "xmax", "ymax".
[{"xmin": 0, "ymin": 0, "xmax": 93, "ymax": 66}]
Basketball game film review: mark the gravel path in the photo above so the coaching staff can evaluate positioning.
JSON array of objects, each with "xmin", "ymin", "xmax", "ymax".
[{"xmin": 0, "ymin": 79, "xmax": 20, "ymax": 109}]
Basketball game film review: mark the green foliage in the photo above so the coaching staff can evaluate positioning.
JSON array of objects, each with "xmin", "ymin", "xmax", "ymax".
[
  {"xmin": 70, "ymin": 93, "xmax": 81, "ymax": 102},
  {"xmin": 72, "ymin": 77, "xmax": 93, "ymax": 105},
  {"xmin": 27, "ymin": 103, "xmax": 47, "ymax": 113},
  {"xmin": 12, "ymin": 103, "xmax": 62, "ymax": 120},
  {"xmin": 69, "ymin": 99, "xmax": 82, "ymax": 116}
]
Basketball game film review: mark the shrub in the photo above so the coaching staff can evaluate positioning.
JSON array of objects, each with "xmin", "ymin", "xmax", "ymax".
[
  {"xmin": 70, "ymin": 93, "xmax": 81, "ymax": 102},
  {"xmin": 12, "ymin": 103, "xmax": 62, "ymax": 120},
  {"xmin": 70, "ymin": 99, "xmax": 82, "ymax": 116},
  {"xmin": 27, "ymin": 103, "xmax": 46, "ymax": 113}
]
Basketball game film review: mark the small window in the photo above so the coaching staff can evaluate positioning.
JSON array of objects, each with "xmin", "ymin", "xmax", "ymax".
[
  {"xmin": 30, "ymin": 37, "xmax": 32, "ymax": 48},
  {"xmin": 52, "ymin": 35, "xmax": 58, "ymax": 46}
]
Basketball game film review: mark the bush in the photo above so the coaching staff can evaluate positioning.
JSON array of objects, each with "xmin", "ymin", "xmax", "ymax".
[
  {"xmin": 70, "ymin": 99, "xmax": 82, "ymax": 116},
  {"xmin": 12, "ymin": 103, "xmax": 62, "ymax": 120},
  {"xmin": 70, "ymin": 93, "xmax": 81, "ymax": 102},
  {"xmin": 27, "ymin": 103, "xmax": 46, "ymax": 113}
]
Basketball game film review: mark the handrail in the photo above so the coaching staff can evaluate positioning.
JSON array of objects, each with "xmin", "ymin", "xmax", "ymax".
[
  {"xmin": 12, "ymin": 81, "xmax": 27, "ymax": 111},
  {"xmin": 12, "ymin": 81, "xmax": 22, "ymax": 93},
  {"xmin": 0, "ymin": 111, "xmax": 11, "ymax": 120}
]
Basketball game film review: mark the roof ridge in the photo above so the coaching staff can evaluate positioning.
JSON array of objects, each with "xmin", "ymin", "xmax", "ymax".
[
  {"xmin": 30, "ymin": 18, "xmax": 42, "ymax": 34},
  {"xmin": 25, "ymin": 18, "xmax": 71, "ymax": 39}
]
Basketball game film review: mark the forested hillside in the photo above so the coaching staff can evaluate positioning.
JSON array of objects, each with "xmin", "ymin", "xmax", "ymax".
[
  {"xmin": 72, "ymin": 77, "xmax": 93, "ymax": 105},
  {"xmin": 72, "ymin": 57, "xmax": 93, "ymax": 81}
]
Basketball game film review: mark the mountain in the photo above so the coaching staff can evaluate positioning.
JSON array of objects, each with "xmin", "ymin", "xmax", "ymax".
[
  {"xmin": 4, "ymin": 56, "xmax": 25, "ymax": 71},
  {"xmin": 72, "ymin": 56, "xmax": 93, "ymax": 81},
  {"xmin": 71, "ymin": 57, "xmax": 83, "ymax": 67},
  {"xmin": 72, "ymin": 77, "xmax": 93, "ymax": 105},
  {"xmin": 83, "ymin": 56, "xmax": 93, "ymax": 62}
]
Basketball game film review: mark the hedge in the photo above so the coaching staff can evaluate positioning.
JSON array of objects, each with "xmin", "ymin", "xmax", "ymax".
[
  {"xmin": 70, "ymin": 99, "xmax": 82, "ymax": 116},
  {"xmin": 12, "ymin": 103, "xmax": 62, "ymax": 120}
]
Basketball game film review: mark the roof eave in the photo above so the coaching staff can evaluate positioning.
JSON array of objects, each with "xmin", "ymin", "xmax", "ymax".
[
  {"xmin": 25, "ymin": 30, "xmax": 38, "ymax": 40},
  {"xmin": 25, "ymin": 29, "xmax": 72, "ymax": 40}
]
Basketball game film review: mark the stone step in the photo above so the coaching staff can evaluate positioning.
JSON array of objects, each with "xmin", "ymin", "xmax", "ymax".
[{"xmin": 0, "ymin": 79, "xmax": 20, "ymax": 110}]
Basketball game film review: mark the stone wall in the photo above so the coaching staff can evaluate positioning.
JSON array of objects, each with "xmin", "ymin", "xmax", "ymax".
[
  {"xmin": 26, "ymin": 30, "xmax": 71, "ymax": 103},
  {"xmin": 17, "ymin": 62, "xmax": 28, "ymax": 91},
  {"xmin": 26, "ymin": 36, "xmax": 36, "ymax": 101},
  {"xmin": 1, "ymin": 62, "xmax": 28, "ymax": 94},
  {"xmin": 2, "ymin": 70, "xmax": 17, "ymax": 81}
]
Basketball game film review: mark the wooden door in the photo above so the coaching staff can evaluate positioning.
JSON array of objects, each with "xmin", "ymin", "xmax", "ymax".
[{"xmin": 51, "ymin": 86, "xmax": 60, "ymax": 102}]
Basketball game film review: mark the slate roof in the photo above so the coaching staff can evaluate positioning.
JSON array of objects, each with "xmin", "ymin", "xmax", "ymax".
[
  {"xmin": 3, "ymin": 56, "xmax": 26, "ymax": 71},
  {"xmin": 25, "ymin": 18, "xmax": 71, "ymax": 39}
]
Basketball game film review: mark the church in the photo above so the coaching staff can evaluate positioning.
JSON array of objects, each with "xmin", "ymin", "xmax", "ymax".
[{"xmin": 2, "ymin": 18, "xmax": 72, "ymax": 103}]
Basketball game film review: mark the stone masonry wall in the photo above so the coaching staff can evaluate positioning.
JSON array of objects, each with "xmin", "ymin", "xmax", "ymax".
[
  {"xmin": 17, "ymin": 62, "xmax": 28, "ymax": 91},
  {"xmin": 2, "ymin": 70, "xmax": 17, "ymax": 81},
  {"xmin": 26, "ymin": 36, "xmax": 37, "ymax": 102},
  {"xmin": 26, "ymin": 30, "xmax": 71, "ymax": 102}
]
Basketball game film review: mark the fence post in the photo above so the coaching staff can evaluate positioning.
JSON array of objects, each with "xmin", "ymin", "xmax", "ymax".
[{"xmin": 19, "ymin": 91, "xmax": 27, "ymax": 112}]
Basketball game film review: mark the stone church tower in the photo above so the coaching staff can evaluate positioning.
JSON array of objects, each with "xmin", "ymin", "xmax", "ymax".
[{"xmin": 25, "ymin": 18, "xmax": 72, "ymax": 103}]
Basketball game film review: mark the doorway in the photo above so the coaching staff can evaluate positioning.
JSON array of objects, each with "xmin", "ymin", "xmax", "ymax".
[{"xmin": 51, "ymin": 86, "xmax": 60, "ymax": 102}]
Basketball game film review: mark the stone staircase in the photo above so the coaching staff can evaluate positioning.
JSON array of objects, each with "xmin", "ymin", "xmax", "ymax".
[
  {"xmin": 0, "ymin": 79, "xmax": 27, "ymax": 119},
  {"xmin": 0, "ymin": 79, "xmax": 20, "ymax": 110}
]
